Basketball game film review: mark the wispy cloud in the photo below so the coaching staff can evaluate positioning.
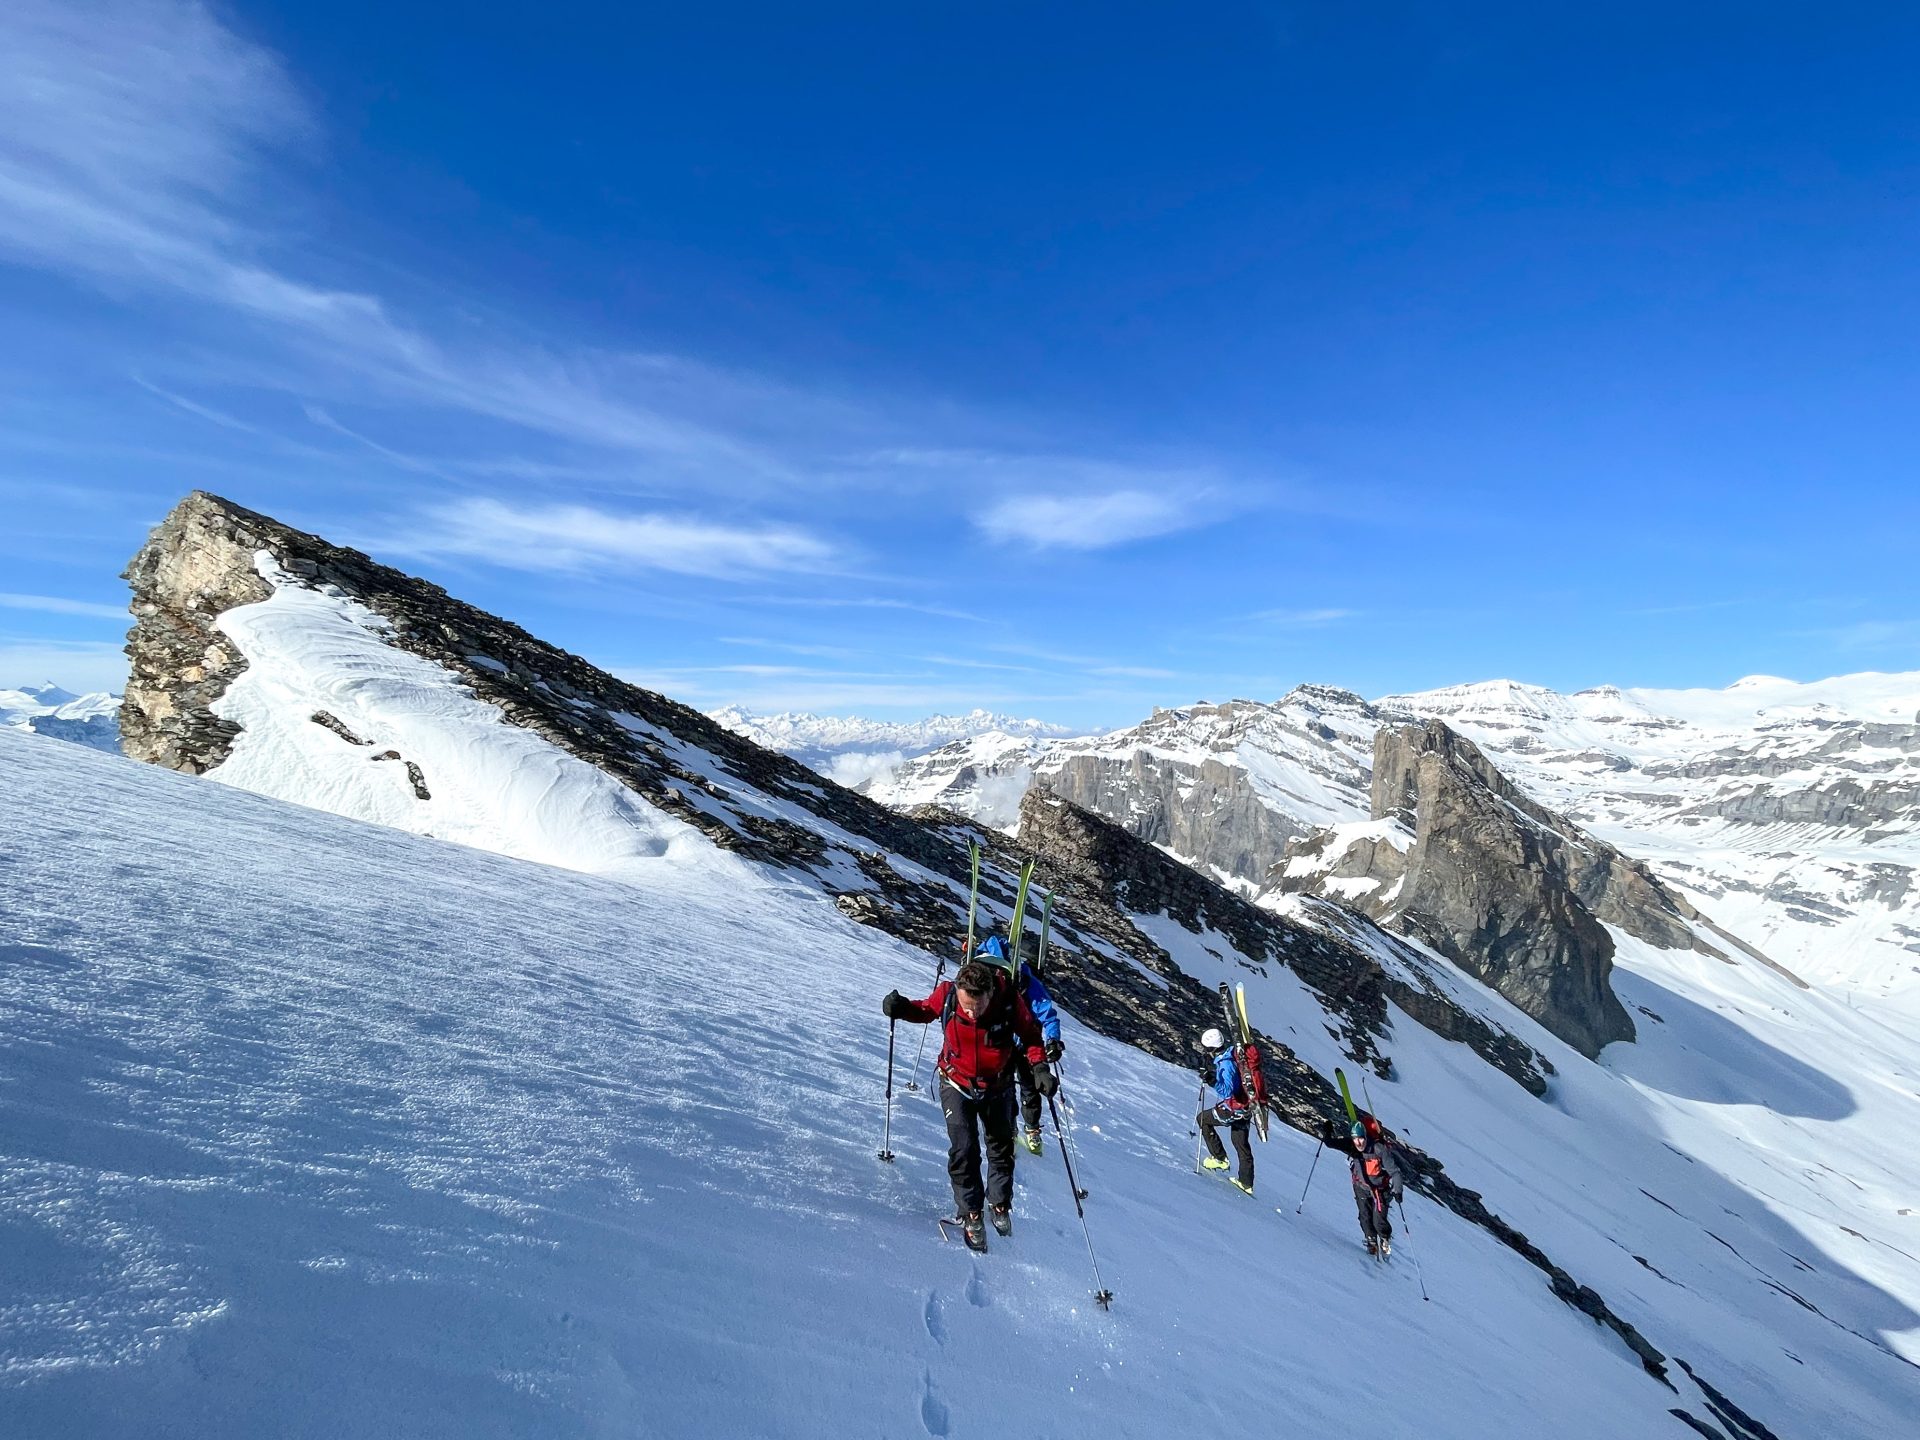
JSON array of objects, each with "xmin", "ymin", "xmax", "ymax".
[
  {"xmin": 403, "ymin": 498, "xmax": 842, "ymax": 580},
  {"xmin": 0, "ymin": 592, "xmax": 128, "ymax": 621},
  {"xmin": 1810, "ymin": 619, "xmax": 1920, "ymax": 652},
  {"xmin": 1250, "ymin": 607, "xmax": 1356, "ymax": 627},
  {"xmin": 717, "ymin": 636, "xmax": 863, "ymax": 660},
  {"xmin": 973, "ymin": 487, "xmax": 1215, "ymax": 550},
  {"xmin": 753, "ymin": 595, "xmax": 987, "ymax": 624}
]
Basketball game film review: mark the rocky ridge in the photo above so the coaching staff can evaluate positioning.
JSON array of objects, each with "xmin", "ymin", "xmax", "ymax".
[{"xmin": 114, "ymin": 490, "xmax": 1727, "ymax": 1411}]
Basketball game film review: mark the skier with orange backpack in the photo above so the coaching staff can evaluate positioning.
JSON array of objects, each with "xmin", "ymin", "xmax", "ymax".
[{"xmin": 1322, "ymin": 1115, "xmax": 1405, "ymax": 1255}]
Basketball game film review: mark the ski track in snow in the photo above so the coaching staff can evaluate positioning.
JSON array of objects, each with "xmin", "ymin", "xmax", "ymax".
[{"xmin": 0, "ymin": 727, "xmax": 1772, "ymax": 1440}]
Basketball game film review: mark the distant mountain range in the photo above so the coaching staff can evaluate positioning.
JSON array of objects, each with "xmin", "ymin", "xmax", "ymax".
[
  {"xmin": 705, "ymin": 704, "xmax": 1087, "ymax": 786},
  {"xmin": 0, "ymin": 682, "xmax": 120, "ymax": 753}
]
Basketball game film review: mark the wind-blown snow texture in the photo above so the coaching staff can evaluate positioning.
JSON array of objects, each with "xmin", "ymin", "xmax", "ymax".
[{"xmin": 2, "ymin": 729, "xmax": 1709, "ymax": 1439}]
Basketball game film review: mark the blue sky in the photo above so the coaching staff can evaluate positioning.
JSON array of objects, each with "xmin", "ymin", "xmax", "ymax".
[{"xmin": 3, "ymin": 1, "xmax": 1917, "ymax": 725}]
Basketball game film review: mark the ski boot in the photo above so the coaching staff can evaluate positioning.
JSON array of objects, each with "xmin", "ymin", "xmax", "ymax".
[
  {"xmin": 1022, "ymin": 1127, "xmax": 1044, "ymax": 1156},
  {"xmin": 1231, "ymin": 1178, "xmax": 1255, "ymax": 1197},
  {"xmin": 1201, "ymin": 1156, "xmax": 1230, "ymax": 1172},
  {"xmin": 960, "ymin": 1213, "xmax": 988, "ymax": 1252},
  {"xmin": 1378, "ymin": 1235, "xmax": 1392, "ymax": 1258},
  {"xmin": 1364, "ymin": 1237, "xmax": 1379, "ymax": 1257},
  {"xmin": 989, "ymin": 1204, "xmax": 1013, "ymax": 1238}
]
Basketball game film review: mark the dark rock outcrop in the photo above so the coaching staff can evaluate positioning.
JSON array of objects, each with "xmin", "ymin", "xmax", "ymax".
[{"xmin": 1270, "ymin": 720, "xmax": 1716, "ymax": 1057}]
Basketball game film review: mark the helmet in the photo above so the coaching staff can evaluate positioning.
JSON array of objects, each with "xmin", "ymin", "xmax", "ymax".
[
  {"xmin": 1200, "ymin": 1028, "xmax": 1227, "ymax": 1051},
  {"xmin": 1350, "ymin": 1120, "xmax": 1368, "ymax": 1140}
]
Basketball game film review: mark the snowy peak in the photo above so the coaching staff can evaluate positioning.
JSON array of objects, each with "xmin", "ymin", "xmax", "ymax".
[{"xmin": 1, "ymin": 681, "xmax": 122, "ymax": 753}]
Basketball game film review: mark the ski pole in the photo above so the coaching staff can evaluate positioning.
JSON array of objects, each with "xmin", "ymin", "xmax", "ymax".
[
  {"xmin": 1046, "ymin": 1090, "xmax": 1113, "ymax": 1309},
  {"xmin": 906, "ymin": 951, "xmax": 947, "ymax": 1092},
  {"xmin": 878, "ymin": 1019, "xmax": 898, "ymax": 1163},
  {"xmin": 1397, "ymin": 1197, "xmax": 1430, "ymax": 1302},
  {"xmin": 1294, "ymin": 1137, "xmax": 1324, "ymax": 1213},
  {"xmin": 1053, "ymin": 1059, "xmax": 1089, "ymax": 1199},
  {"xmin": 1192, "ymin": 1082, "xmax": 1208, "ymax": 1173}
]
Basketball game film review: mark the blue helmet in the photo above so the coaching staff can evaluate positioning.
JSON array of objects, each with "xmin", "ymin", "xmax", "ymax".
[{"xmin": 975, "ymin": 935, "xmax": 1009, "ymax": 962}]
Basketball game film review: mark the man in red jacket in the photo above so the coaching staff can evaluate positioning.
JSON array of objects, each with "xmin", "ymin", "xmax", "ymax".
[{"xmin": 883, "ymin": 960, "xmax": 1055, "ymax": 1251}]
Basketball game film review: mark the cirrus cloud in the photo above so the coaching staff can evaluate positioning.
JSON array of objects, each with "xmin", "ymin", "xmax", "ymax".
[
  {"xmin": 973, "ymin": 488, "xmax": 1215, "ymax": 551},
  {"xmin": 405, "ymin": 498, "xmax": 842, "ymax": 581}
]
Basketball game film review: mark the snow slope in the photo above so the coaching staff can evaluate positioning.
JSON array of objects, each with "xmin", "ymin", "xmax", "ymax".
[{"xmin": 0, "ymin": 727, "xmax": 1719, "ymax": 1439}]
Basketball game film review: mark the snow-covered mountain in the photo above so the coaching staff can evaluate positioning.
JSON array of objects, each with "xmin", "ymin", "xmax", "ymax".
[
  {"xmin": 1378, "ymin": 675, "xmax": 1920, "ymax": 1008},
  {"xmin": 708, "ymin": 703, "xmax": 1084, "ymax": 788},
  {"xmin": 914, "ymin": 675, "xmax": 1920, "ymax": 1011},
  {"xmin": 0, "ymin": 681, "xmax": 120, "ymax": 753},
  {"xmin": 4, "ymin": 490, "xmax": 1917, "ymax": 1436}
]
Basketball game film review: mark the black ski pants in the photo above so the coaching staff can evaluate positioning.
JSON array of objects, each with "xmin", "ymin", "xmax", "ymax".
[
  {"xmin": 1014, "ymin": 1054, "xmax": 1043, "ymax": 1132},
  {"xmin": 1354, "ymin": 1182, "xmax": 1394, "ymax": 1242},
  {"xmin": 1198, "ymin": 1104, "xmax": 1254, "ymax": 1188},
  {"xmin": 941, "ymin": 1080, "xmax": 1018, "ymax": 1217}
]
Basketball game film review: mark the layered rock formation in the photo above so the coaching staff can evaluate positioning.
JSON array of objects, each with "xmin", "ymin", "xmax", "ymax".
[{"xmin": 1271, "ymin": 721, "xmax": 1718, "ymax": 1057}]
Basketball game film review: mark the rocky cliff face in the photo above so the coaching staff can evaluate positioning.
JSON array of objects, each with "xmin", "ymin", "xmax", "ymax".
[
  {"xmin": 122, "ymin": 498, "xmax": 275, "ymax": 772},
  {"xmin": 1273, "ymin": 721, "xmax": 1689, "ymax": 1058},
  {"xmin": 1021, "ymin": 689, "xmax": 1380, "ymax": 887}
]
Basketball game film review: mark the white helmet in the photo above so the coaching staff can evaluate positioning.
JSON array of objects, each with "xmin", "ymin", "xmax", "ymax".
[{"xmin": 1200, "ymin": 1027, "xmax": 1227, "ymax": 1051}]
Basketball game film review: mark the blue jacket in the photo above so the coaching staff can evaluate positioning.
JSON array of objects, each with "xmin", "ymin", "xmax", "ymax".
[
  {"xmin": 1018, "ymin": 963, "xmax": 1061, "ymax": 1044},
  {"xmin": 1209, "ymin": 1048, "xmax": 1245, "ymax": 1109},
  {"xmin": 974, "ymin": 937, "xmax": 1061, "ymax": 1044}
]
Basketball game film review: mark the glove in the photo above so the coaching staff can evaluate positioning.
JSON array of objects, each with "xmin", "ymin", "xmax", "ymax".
[
  {"xmin": 1044, "ymin": 1039, "xmax": 1065, "ymax": 1062},
  {"xmin": 1319, "ymin": 1120, "xmax": 1342, "ymax": 1145},
  {"xmin": 1032, "ymin": 1062, "xmax": 1060, "ymax": 1098},
  {"xmin": 881, "ymin": 990, "xmax": 907, "ymax": 1020}
]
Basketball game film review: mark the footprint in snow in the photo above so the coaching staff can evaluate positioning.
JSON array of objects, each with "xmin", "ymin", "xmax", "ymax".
[
  {"xmin": 919, "ymin": 1369, "xmax": 951, "ymax": 1437},
  {"xmin": 966, "ymin": 1266, "xmax": 989, "ymax": 1309},
  {"xmin": 923, "ymin": 1290, "xmax": 946, "ymax": 1345}
]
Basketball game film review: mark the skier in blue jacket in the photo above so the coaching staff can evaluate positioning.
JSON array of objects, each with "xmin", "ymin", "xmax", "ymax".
[
  {"xmin": 1197, "ymin": 1027, "xmax": 1254, "ymax": 1195},
  {"xmin": 975, "ymin": 936, "xmax": 1063, "ymax": 1154}
]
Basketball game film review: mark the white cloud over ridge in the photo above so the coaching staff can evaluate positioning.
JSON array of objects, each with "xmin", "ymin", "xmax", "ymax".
[
  {"xmin": 408, "ymin": 498, "xmax": 840, "ymax": 580},
  {"xmin": 974, "ymin": 488, "xmax": 1213, "ymax": 550}
]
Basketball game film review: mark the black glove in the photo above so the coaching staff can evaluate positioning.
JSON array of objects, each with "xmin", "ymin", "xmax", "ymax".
[
  {"xmin": 1044, "ymin": 1039, "xmax": 1065, "ymax": 1063},
  {"xmin": 1320, "ymin": 1120, "xmax": 1342, "ymax": 1145},
  {"xmin": 881, "ymin": 990, "xmax": 907, "ymax": 1020},
  {"xmin": 1032, "ymin": 1062, "xmax": 1059, "ymax": 1098}
]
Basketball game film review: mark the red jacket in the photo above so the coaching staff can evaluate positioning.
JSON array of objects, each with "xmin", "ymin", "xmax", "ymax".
[{"xmin": 897, "ymin": 976, "xmax": 1046, "ymax": 1096}]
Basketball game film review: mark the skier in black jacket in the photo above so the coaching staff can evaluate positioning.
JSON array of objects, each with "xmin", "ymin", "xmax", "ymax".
[{"xmin": 1322, "ymin": 1118, "xmax": 1404, "ymax": 1254}]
